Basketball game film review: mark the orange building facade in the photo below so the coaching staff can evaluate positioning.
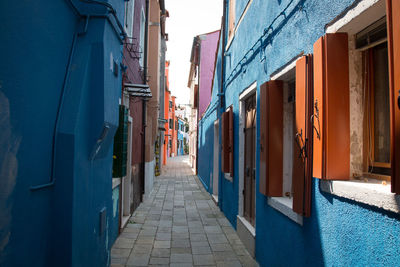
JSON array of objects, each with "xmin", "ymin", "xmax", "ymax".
[{"xmin": 163, "ymin": 61, "xmax": 178, "ymax": 165}]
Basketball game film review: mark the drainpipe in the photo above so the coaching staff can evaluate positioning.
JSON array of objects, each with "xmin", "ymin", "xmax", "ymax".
[
  {"xmin": 196, "ymin": 40, "xmax": 200, "ymax": 176},
  {"xmin": 141, "ymin": 0, "xmax": 150, "ymax": 198},
  {"xmin": 220, "ymin": 0, "xmax": 227, "ymax": 109},
  {"xmin": 218, "ymin": 0, "xmax": 227, "ymax": 208}
]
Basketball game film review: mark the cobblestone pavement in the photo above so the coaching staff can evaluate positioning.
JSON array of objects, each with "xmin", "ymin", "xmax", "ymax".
[{"xmin": 111, "ymin": 155, "xmax": 258, "ymax": 267}]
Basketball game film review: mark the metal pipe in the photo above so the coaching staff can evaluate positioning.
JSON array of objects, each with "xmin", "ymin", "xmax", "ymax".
[
  {"xmin": 31, "ymin": 0, "xmax": 124, "ymax": 190},
  {"xmin": 141, "ymin": 0, "xmax": 150, "ymax": 198},
  {"xmin": 220, "ymin": 0, "xmax": 227, "ymax": 108},
  {"xmin": 143, "ymin": 0, "xmax": 149, "ymax": 81},
  {"xmin": 218, "ymin": 0, "xmax": 228, "ymax": 208},
  {"xmin": 31, "ymin": 31, "xmax": 79, "ymax": 191},
  {"xmin": 65, "ymin": 0, "xmax": 82, "ymax": 16}
]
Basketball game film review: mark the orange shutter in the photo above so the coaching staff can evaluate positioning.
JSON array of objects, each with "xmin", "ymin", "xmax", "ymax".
[
  {"xmin": 259, "ymin": 81, "xmax": 283, "ymax": 196},
  {"xmin": 193, "ymin": 85, "xmax": 199, "ymax": 109},
  {"xmin": 221, "ymin": 110, "xmax": 230, "ymax": 173},
  {"xmin": 259, "ymin": 83, "xmax": 268, "ymax": 196},
  {"xmin": 386, "ymin": 0, "xmax": 400, "ymax": 194},
  {"xmin": 293, "ymin": 55, "xmax": 313, "ymax": 216},
  {"xmin": 312, "ymin": 33, "xmax": 350, "ymax": 180},
  {"xmin": 228, "ymin": 107, "xmax": 234, "ymax": 177}
]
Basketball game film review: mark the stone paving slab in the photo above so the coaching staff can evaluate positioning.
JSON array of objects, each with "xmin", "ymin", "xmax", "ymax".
[{"xmin": 111, "ymin": 156, "xmax": 258, "ymax": 267}]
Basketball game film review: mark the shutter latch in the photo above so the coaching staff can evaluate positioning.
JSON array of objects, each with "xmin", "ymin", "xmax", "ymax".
[
  {"xmin": 295, "ymin": 129, "xmax": 307, "ymax": 160},
  {"xmin": 311, "ymin": 99, "xmax": 321, "ymax": 140}
]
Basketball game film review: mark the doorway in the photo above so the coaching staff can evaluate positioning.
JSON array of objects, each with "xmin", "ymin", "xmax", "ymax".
[
  {"xmin": 237, "ymin": 82, "xmax": 257, "ymax": 257},
  {"xmin": 243, "ymin": 94, "xmax": 256, "ymax": 225},
  {"xmin": 121, "ymin": 116, "xmax": 133, "ymax": 228}
]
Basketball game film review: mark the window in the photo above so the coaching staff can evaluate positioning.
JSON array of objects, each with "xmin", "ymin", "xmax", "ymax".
[
  {"xmin": 169, "ymin": 119, "xmax": 172, "ymax": 129},
  {"xmin": 317, "ymin": 1, "xmax": 400, "ymax": 213},
  {"xmin": 193, "ymin": 85, "xmax": 199, "ymax": 109},
  {"xmin": 139, "ymin": 8, "xmax": 146, "ymax": 67},
  {"xmin": 175, "ymin": 121, "xmax": 178, "ymax": 130},
  {"xmin": 124, "ymin": 0, "xmax": 135, "ymax": 38},
  {"xmin": 169, "ymin": 101, "xmax": 172, "ymax": 109},
  {"xmin": 358, "ymin": 19, "xmax": 391, "ymax": 178},
  {"xmin": 228, "ymin": 0, "xmax": 236, "ymax": 41},
  {"xmin": 169, "ymin": 140, "xmax": 172, "ymax": 149},
  {"xmin": 260, "ymin": 54, "xmax": 313, "ymax": 222},
  {"xmin": 226, "ymin": 0, "xmax": 253, "ymax": 49},
  {"xmin": 221, "ymin": 106, "xmax": 233, "ymax": 177}
]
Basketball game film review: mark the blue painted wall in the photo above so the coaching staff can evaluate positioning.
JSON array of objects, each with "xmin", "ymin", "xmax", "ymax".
[
  {"xmin": 199, "ymin": 0, "xmax": 400, "ymax": 266},
  {"xmin": 0, "ymin": 0, "xmax": 124, "ymax": 266}
]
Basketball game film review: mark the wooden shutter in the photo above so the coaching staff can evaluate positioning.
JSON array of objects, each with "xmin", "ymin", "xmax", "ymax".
[
  {"xmin": 193, "ymin": 85, "xmax": 199, "ymax": 109},
  {"xmin": 293, "ymin": 55, "xmax": 313, "ymax": 217},
  {"xmin": 228, "ymin": 107, "xmax": 234, "ymax": 177},
  {"xmin": 221, "ymin": 110, "xmax": 230, "ymax": 173},
  {"xmin": 112, "ymin": 105, "xmax": 128, "ymax": 178},
  {"xmin": 386, "ymin": 0, "xmax": 400, "ymax": 194},
  {"xmin": 312, "ymin": 33, "xmax": 350, "ymax": 180},
  {"xmin": 259, "ymin": 81, "xmax": 283, "ymax": 196}
]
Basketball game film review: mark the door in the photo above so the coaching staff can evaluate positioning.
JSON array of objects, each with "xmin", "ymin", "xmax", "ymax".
[
  {"xmin": 123, "ymin": 119, "xmax": 133, "ymax": 218},
  {"xmin": 243, "ymin": 94, "xmax": 256, "ymax": 225}
]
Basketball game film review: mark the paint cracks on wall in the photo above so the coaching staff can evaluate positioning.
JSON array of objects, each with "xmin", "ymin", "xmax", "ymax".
[
  {"xmin": 0, "ymin": 90, "xmax": 21, "ymax": 255},
  {"xmin": 349, "ymin": 36, "xmax": 364, "ymax": 176}
]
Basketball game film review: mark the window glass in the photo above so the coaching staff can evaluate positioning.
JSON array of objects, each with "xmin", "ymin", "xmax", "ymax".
[
  {"xmin": 373, "ymin": 43, "xmax": 390, "ymax": 164},
  {"xmin": 124, "ymin": 0, "xmax": 135, "ymax": 38},
  {"xmin": 140, "ymin": 8, "xmax": 146, "ymax": 67}
]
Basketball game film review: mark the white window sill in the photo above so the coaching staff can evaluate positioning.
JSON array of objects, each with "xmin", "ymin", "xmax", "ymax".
[
  {"xmin": 237, "ymin": 215, "xmax": 255, "ymax": 237},
  {"xmin": 224, "ymin": 173, "xmax": 233, "ymax": 182},
  {"xmin": 320, "ymin": 179, "xmax": 400, "ymax": 213},
  {"xmin": 268, "ymin": 197, "xmax": 303, "ymax": 225}
]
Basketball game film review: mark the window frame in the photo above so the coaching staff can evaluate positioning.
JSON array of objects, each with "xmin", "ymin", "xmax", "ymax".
[
  {"xmin": 225, "ymin": 0, "xmax": 253, "ymax": 50},
  {"xmin": 265, "ymin": 61, "xmax": 304, "ymax": 225},
  {"xmin": 124, "ymin": 0, "xmax": 135, "ymax": 39},
  {"xmin": 363, "ymin": 41, "xmax": 391, "ymax": 177},
  {"xmin": 139, "ymin": 7, "xmax": 146, "ymax": 67}
]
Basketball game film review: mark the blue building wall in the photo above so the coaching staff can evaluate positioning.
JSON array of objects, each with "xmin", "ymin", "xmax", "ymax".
[
  {"xmin": 0, "ymin": 0, "xmax": 125, "ymax": 266},
  {"xmin": 201, "ymin": 0, "xmax": 400, "ymax": 266}
]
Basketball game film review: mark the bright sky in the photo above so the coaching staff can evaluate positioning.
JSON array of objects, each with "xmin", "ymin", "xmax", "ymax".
[{"xmin": 165, "ymin": 0, "xmax": 223, "ymax": 105}]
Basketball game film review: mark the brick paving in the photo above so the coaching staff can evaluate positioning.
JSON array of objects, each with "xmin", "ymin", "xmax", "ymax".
[{"xmin": 111, "ymin": 155, "xmax": 258, "ymax": 267}]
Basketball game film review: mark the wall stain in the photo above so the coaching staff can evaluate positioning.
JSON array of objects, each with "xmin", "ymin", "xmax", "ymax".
[{"xmin": 0, "ymin": 90, "xmax": 21, "ymax": 255}]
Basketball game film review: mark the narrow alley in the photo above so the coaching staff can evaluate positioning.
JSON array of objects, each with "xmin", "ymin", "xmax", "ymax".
[
  {"xmin": 3, "ymin": 1, "xmax": 400, "ymax": 266},
  {"xmin": 111, "ymin": 156, "xmax": 257, "ymax": 267}
]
